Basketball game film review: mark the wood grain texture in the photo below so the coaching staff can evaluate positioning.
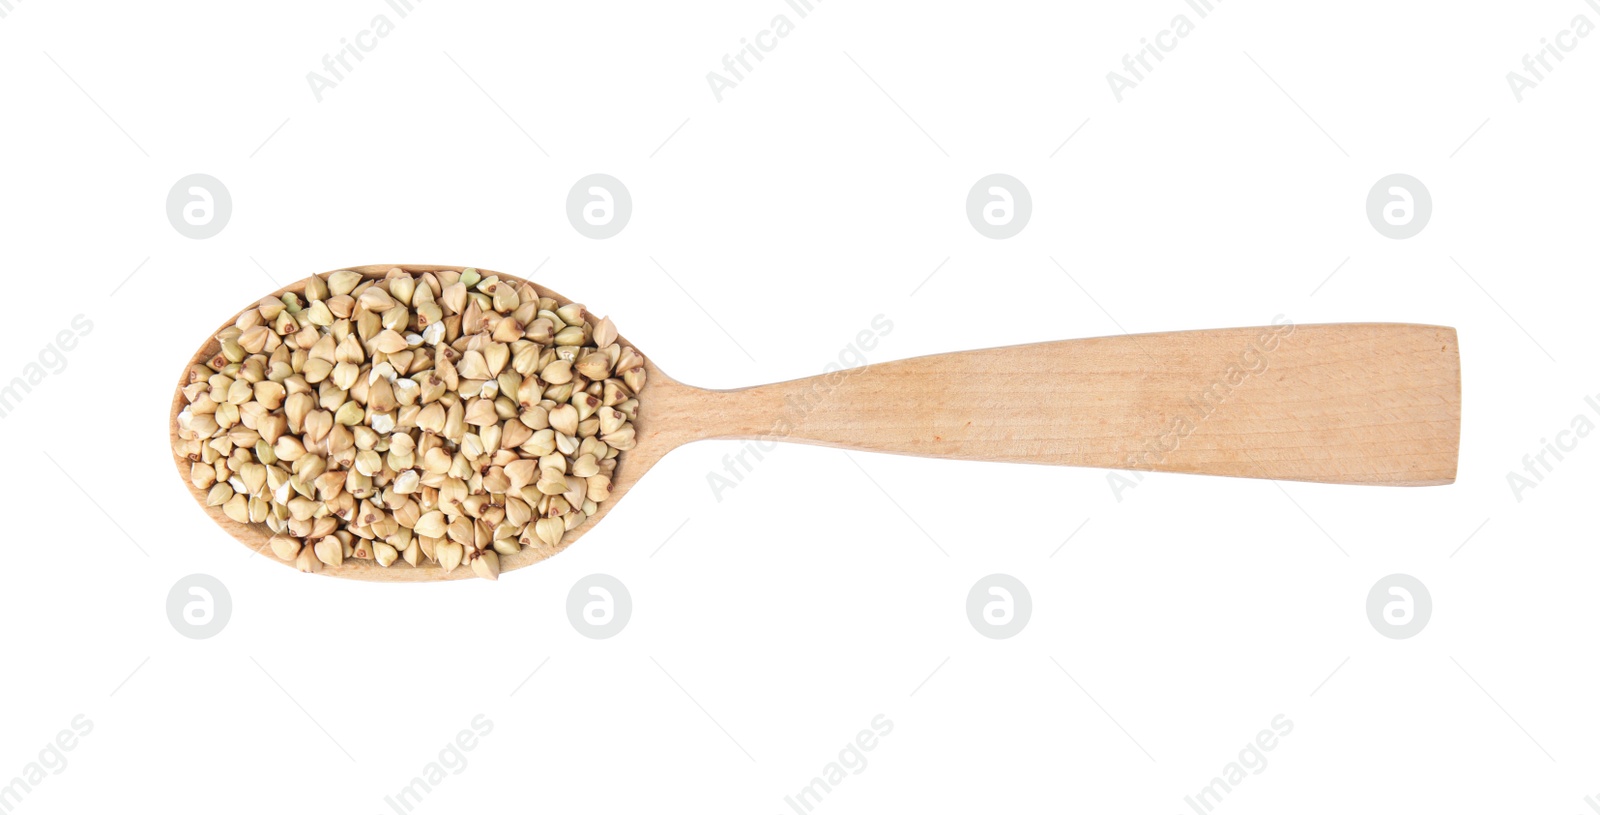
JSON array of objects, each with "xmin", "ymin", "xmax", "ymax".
[
  {"xmin": 173, "ymin": 266, "xmax": 1459, "ymax": 582},
  {"xmin": 664, "ymin": 321, "xmax": 1460, "ymax": 486}
]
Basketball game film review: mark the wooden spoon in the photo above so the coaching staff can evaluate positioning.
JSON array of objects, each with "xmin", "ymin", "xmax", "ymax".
[{"xmin": 172, "ymin": 265, "xmax": 1460, "ymax": 581}]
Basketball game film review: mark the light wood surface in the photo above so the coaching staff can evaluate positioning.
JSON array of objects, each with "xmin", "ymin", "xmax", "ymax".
[
  {"xmin": 173, "ymin": 266, "xmax": 1461, "ymax": 581},
  {"xmin": 669, "ymin": 321, "xmax": 1461, "ymax": 485}
]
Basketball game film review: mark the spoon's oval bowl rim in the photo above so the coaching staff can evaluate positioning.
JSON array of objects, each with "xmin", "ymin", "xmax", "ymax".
[{"xmin": 170, "ymin": 264, "xmax": 662, "ymax": 582}]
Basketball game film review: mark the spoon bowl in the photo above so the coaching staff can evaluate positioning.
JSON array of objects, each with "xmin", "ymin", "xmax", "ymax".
[{"xmin": 172, "ymin": 265, "xmax": 680, "ymax": 581}]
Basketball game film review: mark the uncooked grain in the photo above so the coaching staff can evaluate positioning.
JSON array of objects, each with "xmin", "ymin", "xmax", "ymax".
[{"xmin": 172, "ymin": 268, "xmax": 644, "ymax": 580}]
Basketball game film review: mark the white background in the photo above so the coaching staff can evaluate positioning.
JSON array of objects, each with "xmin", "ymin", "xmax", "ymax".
[{"xmin": 1, "ymin": 1, "xmax": 1597, "ymax": 813}]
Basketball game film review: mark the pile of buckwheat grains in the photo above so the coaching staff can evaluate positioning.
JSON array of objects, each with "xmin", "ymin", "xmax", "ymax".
[{"xmin": 172, "ymin": 267, "xmax": 645, "ymax": 580}]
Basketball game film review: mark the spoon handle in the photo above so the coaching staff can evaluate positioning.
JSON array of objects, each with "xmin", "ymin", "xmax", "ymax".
[{"xmin": 671, "ymin": 322, "xmax": 1459, "ymax": 486}]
